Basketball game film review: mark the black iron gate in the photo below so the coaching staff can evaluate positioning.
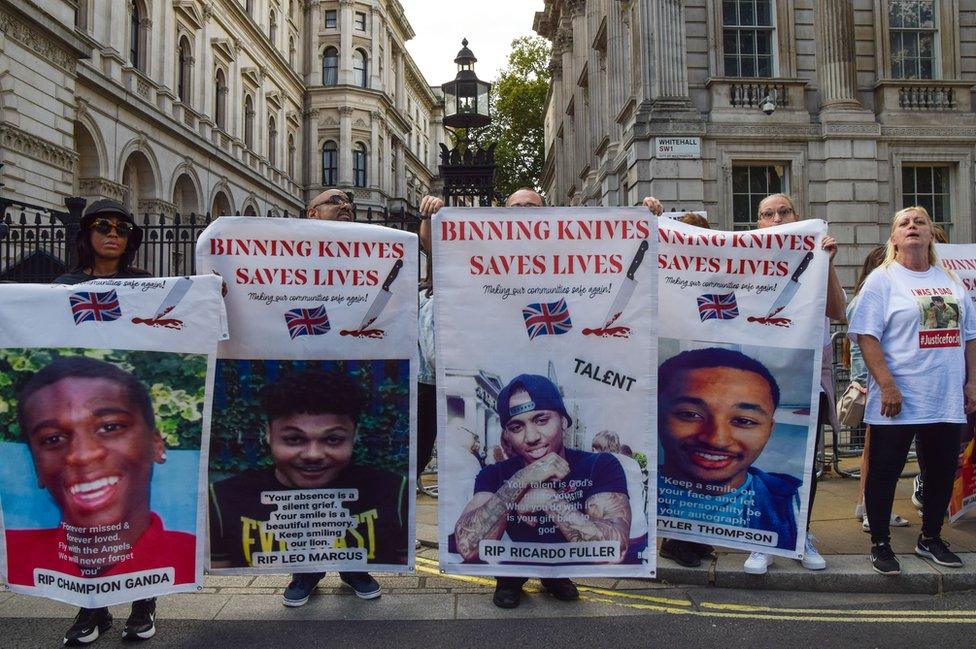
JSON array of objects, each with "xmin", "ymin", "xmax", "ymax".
[{"xmin": 1, "ymin": 197, "xmax": 421, "ymax": 284}]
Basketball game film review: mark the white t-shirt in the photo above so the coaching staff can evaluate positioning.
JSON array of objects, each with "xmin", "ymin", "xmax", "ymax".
[{"xmin": 848, "ymin": 262, "xmax": 976, "ymax": 425}]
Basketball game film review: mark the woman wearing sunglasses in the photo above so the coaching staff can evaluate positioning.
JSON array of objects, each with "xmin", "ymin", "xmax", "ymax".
[
  {"xmin": 55, "ymin": 199, "xmax": 150, "ymax": 284},
  {"xmin": 52, "ymin": 199, "xmax": 157, "ymax": 644}
]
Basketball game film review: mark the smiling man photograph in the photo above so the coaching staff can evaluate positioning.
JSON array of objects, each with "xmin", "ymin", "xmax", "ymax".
[
  {"xmin": 208, "ymin": 366, "xmax": 408, "ymax": 605},
  {"xmin": 657, "ymin": 347, "xmax": 800, "ymax": 551},
  {"xmin": 5, "ymin": 357, "xmax": 196, "ymax": 585}
]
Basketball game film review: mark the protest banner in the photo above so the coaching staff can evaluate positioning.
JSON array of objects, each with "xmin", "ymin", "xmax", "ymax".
[
  {"xmin": 937, "ymin": 243, "xmax": 976, "ymax": 522},
  {"xmin": 0, "ymin": 276, "xmax": 225, "ymax": 607},
  {"xmin": 434, "ymin": 207, "xmax": 655, "ymax": 578},
  {"xmin": 196, "ymin": 218, "xmax": 417, "ymax": 574},
  {"xmin": 656, "ymin": 218, "xmax": 828, "ymax": 559}
]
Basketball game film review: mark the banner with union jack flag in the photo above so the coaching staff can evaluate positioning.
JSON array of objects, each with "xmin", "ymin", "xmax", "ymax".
[
  {"xmin": 284, "ymin": 305, "xmax": 331, "ymax": 339},
  {"xmin": 69, "ymin": 290, "xmax": 122, "ymax": 324},
  {"xmin": 696, "ymin": 292, "xmax": 739, "ymax": 322},
  {"xmin": 521, "ymin": 298, "xmax": 573, "ymax": 340}
]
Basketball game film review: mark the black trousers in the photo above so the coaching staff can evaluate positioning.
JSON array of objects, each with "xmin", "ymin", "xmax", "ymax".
[
  {"xmin": 417, "ymin": 382, "xmax": 437, "ymax": 479},
  {"xmin": 805, "ymin": 393, "xmax": 829, "ymax": 532},
  {"xmin": 495, "ymin": 576, "xmax": 571, "ymax": 589},
  {"xmin": 865, "ymin": 422, "xmax": 961, "ymax": 544}
]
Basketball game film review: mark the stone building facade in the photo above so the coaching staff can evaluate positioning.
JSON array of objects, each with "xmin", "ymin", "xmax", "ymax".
[
  {"xmin": 0, "ymin": 0, "xmax": 443, "ymax": 219},
  {"xmin": 535, "ymin": 0, "xmax": 976, "ymax": 286}
]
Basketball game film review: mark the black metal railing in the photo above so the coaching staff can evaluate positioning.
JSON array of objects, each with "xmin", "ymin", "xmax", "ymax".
[{"xmin": 1, "ymin": 198, "xmax": 422, "ymax": 283}]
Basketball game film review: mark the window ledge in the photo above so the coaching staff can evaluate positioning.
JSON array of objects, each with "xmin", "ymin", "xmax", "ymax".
[
  {"xmin": 705, "ymin": 77, "xmax": 810, "ymax": 124},
  {"xmin": 874, "ymin": 79, "xmax": 975, "ymax": 113}
]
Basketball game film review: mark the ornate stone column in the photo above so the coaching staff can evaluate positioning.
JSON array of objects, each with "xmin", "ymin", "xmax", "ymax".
[
  {"xmin": 339, "ymin": 0, "xmax": 354, "ymax": 85},
  {"xmin": 370, "ymin": 9, "xmax": 382, "ymax": 89},
  {"xmin": 369, "ymin": 111, "xmax": 380, "ymax": 189},
  {"xmin": 339, "ymin": 106, "xmax": 353, "ymax": 185},
  {"xmin": 816, "ymin": 0, "xmax": 861, "ymax": 109},
  {"xmin": 651, "ymin": 0, "xmax": 690, "ymax": 103},
  {"xmin": 395, "ymin": 48, "xmax": 406, "ymax": 112}
]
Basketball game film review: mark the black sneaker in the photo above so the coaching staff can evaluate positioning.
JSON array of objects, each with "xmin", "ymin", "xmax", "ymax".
[
  {"xmin": 916, "ymin": 536, "xmax": 963, "ymax": 567},
  {"xmin": 540, "ymin": 578, "xmax": 579, "ymax": 602},
  {"xmin": 661, "ymin": 539, "xmax": 703, "ymax": 568},
  {"xmin": 282, "ymin": 572, "xmax": 325, "ymax": 607},
  {"xmin": 492, "ymin": 580, "xmax": 523, "ymax": 609},
  {"xmin": 122, "ymin": 598, "xmax": 156, "ymax": 641},
  {"xmin": 339, "ymin": 572, "xmax": 381, "ymax": 599},
  {"xmin": 64, "ymin": 607, "xmax": 112, "ymax": 646},
  {"xmin": 870, "ymin": 543, "xmax": 901, "ymax": 575}
]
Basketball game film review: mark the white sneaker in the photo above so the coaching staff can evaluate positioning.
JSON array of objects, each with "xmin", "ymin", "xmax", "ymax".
[
  {"xmin": 743, "ymin": 552, "xmax": 773, "ymax": 574},
  {"xmin": 862, "ymin": 513, "xmax": 911, "ymax": 533},
  {"xmin": 801, "ymin": 535, "xmax": 827, "ymax": 570}
]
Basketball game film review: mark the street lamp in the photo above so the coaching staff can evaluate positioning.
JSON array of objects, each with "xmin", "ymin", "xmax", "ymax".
[
  {"xmin": 438, "ymin": 39, "xmax": 497, "ymax": 206},
  {"xmin": 441, "ymin": 39, "xmax": 491, "ymax": 130}
]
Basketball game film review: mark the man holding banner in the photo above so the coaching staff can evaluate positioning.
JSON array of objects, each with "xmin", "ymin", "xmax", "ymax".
[{"xmin": 430, "ymin": 189, "xmax": 661, "ymax": 609}]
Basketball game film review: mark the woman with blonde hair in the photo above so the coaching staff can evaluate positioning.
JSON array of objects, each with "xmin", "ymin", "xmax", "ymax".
[
  {"xmin": 848, "ymin": 245, "xmax": 911, "ymax": 532},
  {"xmin": 848, "ymin": 206, "xmax": 976, "ymax": 575}
]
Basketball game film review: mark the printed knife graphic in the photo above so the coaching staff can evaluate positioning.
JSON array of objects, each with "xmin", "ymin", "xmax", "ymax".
[
  {"xmin": 359, "ymin": 259, "xmax": 403, "ymax": 330},
  {"xmin": 152, "ymin": 277, "xmax": 193, "ymax": 318},
  {"xmin": 765, "ymin": 251, "xmax": 814, "ymax": 318},
  {"xmin": 602, "ymin": 240, "xmax": 649, "ymax": 328}
]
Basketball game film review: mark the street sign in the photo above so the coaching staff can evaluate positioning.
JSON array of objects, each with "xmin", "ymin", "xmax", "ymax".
[{"xmin": 655, "ymin": 137, "xmax": 701, "ymax": 159}]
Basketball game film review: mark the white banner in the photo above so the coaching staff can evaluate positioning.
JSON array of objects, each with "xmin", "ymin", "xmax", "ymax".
[
  {"xmin": 937, "ymin": 243, "xmax": 976, "ymax": 523},
  {"xmin": 657, "ymin": 219, "xmax": 828, "ymax": 559},
  {"xmin": 434, "ymin": 207, "xmax": 656, "ymax": 578},
  {"xmin": 196, "ymin": 218, "xmax": 417, "ymax": 574},
  {"xmin": 0, "ymin": 276, "xmax": 224, "ymax": 607}
]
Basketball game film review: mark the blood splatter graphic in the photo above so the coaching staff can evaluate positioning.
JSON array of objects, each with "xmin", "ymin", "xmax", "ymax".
[
  {"xmin": 582, "ymin": 326, "xmax": 631, "ymax": 338},
  {"xmin": 747, "ymin": 315, "xmax": 792, "ymax": 328},
  {"xmin": 583, "ymin": 311, "xmax": 630, "ymax": 337},
  {"xmin": 132, "ymin": 306, "xmax": 183, "ymax": 330},
  {"xmin": 132, "ymin": 316, "xmax": 184, "ymax": 330},
  {"xmin": 340, "ymin": 328, "xmax": 385, "ymax": 339}
]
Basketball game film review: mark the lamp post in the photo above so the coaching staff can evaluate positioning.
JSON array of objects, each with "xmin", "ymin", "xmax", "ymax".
[{"xmin": 438, "ymin": 39, "xmax": 497, "ymax": 206}]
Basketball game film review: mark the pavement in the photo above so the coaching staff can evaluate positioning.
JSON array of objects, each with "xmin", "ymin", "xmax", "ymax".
[
  {"xmin": 417, "ymin": 470, "xmax": 976, "ymax": 595},
  {"xmin": 1, "ymin": 471, "xmax": 974, "ymax": 638}
]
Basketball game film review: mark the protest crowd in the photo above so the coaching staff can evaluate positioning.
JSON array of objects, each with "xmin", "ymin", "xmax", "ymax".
[{"xmin": 0, "ymin": 183, "xmax": 974, "ymax": 647}]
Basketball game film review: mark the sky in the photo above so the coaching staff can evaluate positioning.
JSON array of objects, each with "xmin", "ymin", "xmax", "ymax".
[{"xmin": 401, "ymin": 0, "xmax": 546, "ymax": 85}]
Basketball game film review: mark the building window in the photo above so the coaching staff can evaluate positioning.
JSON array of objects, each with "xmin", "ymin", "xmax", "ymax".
[
  {"xmin": 903, "ymin": 165, "xmax": 951, "ymax": 235},
  {"xmin": 325, "ymin": 10, "xmax": 337, "ymax": 28},
  {"xmin": 322, "ymin": 141, "xmax": 338, "ymax": 186},
  {"xmin": 75, "ymin": 0, "xmax": 89, "ymax": 30},
  {"xmin": 243, "ymin": 95, "xmax": 254, "ymax": 148},
  {"xmin": 354, "ymin": 49, "xmax": 369, "ymax": 88},
  {"xmin": 129, "ymin": 2, "xmax": 144, "ymax": 70},
  {"xmin": 245, "ymin": 0, "xmax": 253, "ymax": 15},
  {"xmin": 323, "ymin": 47, "xmax": 339, "ymax": 85},
  {"xmin": 215, "ymin": 68, "xmax": 228, "ymax": 130},
  {"xmin": 288, "ymin": 134, "xmax": 296, "ymax": 177},
  {"xmin": 889, "ymin": 0, "xmax": 937, "ymax": 79},
  {"xmin": 177, "ymin": 37, "xmax": 192, "ymax": 104},
  {"xmin": 353, "ymin": 143, "xmax": 367, "ymax": 187},
  {"xmin": 268, "ymin": 117, "xmax": 278, "ymax": 167},
  {"xmin": 731, "ymin": 164, "xmax": 785, "ymax": 229},
  {"xmin": 289, "ymin": 36, "xmax": 296, "ymax": 68},
  {"xmin": 722, "ymin": 0, "xmax": 774, "ymax": 78},
  {"xmin": 269, "ymin": 10, "xmax": 278, "ymax": 46},
  {"xmin": 355, "ymin": 11, "xmax": 367, "ymax": 31}
]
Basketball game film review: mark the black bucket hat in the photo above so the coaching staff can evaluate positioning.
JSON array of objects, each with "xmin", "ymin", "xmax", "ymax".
[{"xmin": 79, "ymin": 199, "xmax": 143, "ymax": 249}]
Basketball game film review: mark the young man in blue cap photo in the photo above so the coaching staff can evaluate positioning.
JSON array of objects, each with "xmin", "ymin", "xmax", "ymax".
[{"xmin": 453, "ymin": 374, "xmax": 633, "ymax": 608}]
